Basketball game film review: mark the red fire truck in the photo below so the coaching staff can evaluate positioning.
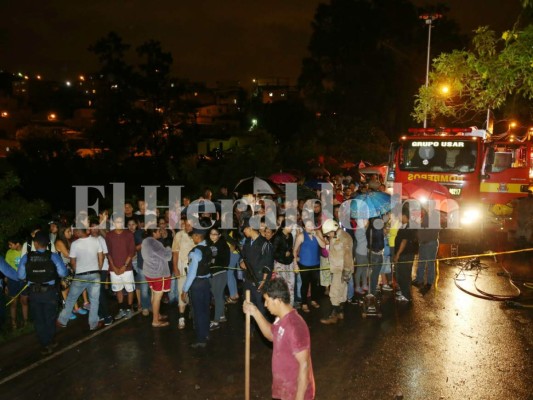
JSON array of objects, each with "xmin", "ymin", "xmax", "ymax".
[{"xmin": 387, "ymin": 127, "xmax": 533, "ymax": 244}]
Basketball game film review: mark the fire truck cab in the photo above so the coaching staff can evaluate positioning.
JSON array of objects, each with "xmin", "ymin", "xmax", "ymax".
[{"xmin": 387, "ymin": 127, "xmax": 533, "ymax": 245}]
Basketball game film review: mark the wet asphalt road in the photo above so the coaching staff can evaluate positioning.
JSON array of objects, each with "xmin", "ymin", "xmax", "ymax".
[{"xmin": 0, "ymin": 251, "xmax": 532, "ymax": 400}]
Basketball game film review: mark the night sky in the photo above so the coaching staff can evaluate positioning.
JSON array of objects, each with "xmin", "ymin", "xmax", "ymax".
[{"xmin": 0, "ymin": 0, "xmax": 524, "ymax": 85}]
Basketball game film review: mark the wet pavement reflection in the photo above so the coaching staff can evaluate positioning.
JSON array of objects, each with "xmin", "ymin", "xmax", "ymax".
[{"xmin": 0, "ymin": 253, "xmax": 531, "ymax": 399}]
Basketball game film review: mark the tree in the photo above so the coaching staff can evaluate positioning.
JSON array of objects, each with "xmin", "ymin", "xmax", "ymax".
[
  {"xmin": 0, "ymin": 171, "xmax": 49, "ymax": 246},
  {"xmin": 299, "ymin": 0, "xmax": 464, "ymax": 136},
  {"xmin": 87, "ymin": 33, "xmax": 175, "ymax": 157},
  {"xmin": 413, "ymin": 23, "xmax": 533, "ymax": 125}
]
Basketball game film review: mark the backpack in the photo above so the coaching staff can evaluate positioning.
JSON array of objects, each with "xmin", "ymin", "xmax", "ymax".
[{"xmin": 366, "ymin": 219, "xmax": 385, "ymax": 252}]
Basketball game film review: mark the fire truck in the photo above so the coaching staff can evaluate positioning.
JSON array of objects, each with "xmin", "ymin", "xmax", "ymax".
[{"xmin": 386, "ymin": 127, "xmax": 533, "ymax": 245}]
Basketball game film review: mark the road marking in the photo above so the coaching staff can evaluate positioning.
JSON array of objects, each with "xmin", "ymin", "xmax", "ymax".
[{"xmin": 0, "ymin": 311, "xmax": 140, "ymax": 386}]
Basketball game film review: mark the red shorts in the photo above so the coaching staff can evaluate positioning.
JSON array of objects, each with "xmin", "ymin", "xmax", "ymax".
[{"xmin": 145, "ymin": 276, "xmax": 171, "ymax": 292}]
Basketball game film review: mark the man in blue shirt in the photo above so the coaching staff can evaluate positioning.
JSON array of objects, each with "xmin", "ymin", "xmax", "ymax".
[
  {"xmin": 182, "ymin": 227, "xmax": 211, "ymax": 348},
  {"xmin": 18, "ymin": 231, "xmax": 67, "ymax": 355}
]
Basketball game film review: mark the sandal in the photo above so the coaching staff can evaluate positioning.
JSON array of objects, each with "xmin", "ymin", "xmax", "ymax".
[
  {"xmin": 301, "ymin": 304, "xmax": 310, "ymax": 313},
  {"xmin": 152, "ymin": 321, "xmax": 170, "ymax": 328},
  {"xmin": 311, "ymin": 301, "xmax": 320, "ymax": 309},
  {"xmin": 225, "ymin": 296, "xmax": 239, "ymax": 304},
  {"xmin": 158, "ymin": 314, "xmax": 168, "ymax": 321}
]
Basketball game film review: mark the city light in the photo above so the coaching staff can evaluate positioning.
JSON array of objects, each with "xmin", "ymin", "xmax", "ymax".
[
  {"xmin": 36, "ymin": 75, "xmax": 42, "ymax": 80},
  {"xmin": 66, "ymin": 81, "xmax": 71, "ymax": 87},
  {"xmin": 79, "ymin": 75, "xmax": 85, "ymax": 81},
  {"xmin": 440, "ymin": 84, "xmax": 450, "ymax": 94},
  {"xmin": 509, "ymin": 121, "xmax": 517, "ymax": 128},
  {"xmin": 48, "ymin": 113, "xmax": 57, "ymax": 121},
  {"xmin": 1, "ymin": 111, "xmax": 8, "ymax": 118}
]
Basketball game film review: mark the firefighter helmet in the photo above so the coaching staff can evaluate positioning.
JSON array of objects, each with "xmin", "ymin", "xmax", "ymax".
[{"xmin": 322, "ymin": 219, "xmax": 339, "ymax": 234}]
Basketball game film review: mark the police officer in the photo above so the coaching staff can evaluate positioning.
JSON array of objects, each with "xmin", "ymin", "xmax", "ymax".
[
  {"xmin": 17, "ymin": 231, "xmax": 67, "ymax": 355},
  {"xmin": 181, "ymin": 227, "xmax": 212, "ymax": 349}
]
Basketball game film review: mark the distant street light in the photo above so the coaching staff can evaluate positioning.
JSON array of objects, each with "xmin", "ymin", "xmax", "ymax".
[
  {"xmin": 48, "ymin": 113, "xmax": 57, "ymax": 121},
  {"xmin": 440, "ymin": 84, "xmax": 450, "ymax": 95},
  {"xmin": 420, "ymin": 12, "xmax": 443, "ymax": 128},
  {"xmin": 1, "ymin": 111, "xmax": 8, "ymax": 118}
]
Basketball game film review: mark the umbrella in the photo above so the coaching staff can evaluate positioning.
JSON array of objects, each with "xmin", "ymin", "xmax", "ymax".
[
  {"xmin": 402, "ymin": 179, "xmax": 457, "ymax": 213},
  {"xmin": 269, "ymin": 172, "xmax": 297, "ymax": 184},
  {"xmin": 233, "ymin": 176, "xmax": 282, "ymax": 197},
  {"xmin": 341, "ymin": 162, "xmax": 356, "ymax": 169},
  {"xmin": 350, "ymin": 191, "xmax": 392, "ymax": 219}
]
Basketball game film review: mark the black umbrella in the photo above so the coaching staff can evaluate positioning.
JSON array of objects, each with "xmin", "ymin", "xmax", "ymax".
[{"xmin": 233, "ymin": 176, "xmax": 282, "ymax": 198}]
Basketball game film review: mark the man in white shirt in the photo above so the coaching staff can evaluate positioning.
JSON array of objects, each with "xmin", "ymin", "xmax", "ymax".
[
  {"xmin": 90, "ymin": 222, "xmax": 113, "ymax": 326},
  {"xmin": 57, "ymin": 228, "xmax": 103, "ymax": 331}
]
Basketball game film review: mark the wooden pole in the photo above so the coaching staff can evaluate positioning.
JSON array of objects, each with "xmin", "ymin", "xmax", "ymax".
[{"xmin": 245, "ymin": 289, "xmax": 251, "ymax": 400}]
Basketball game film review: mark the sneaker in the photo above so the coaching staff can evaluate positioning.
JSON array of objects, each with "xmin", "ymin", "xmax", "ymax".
[
  {"xmin": 114, "ymin": 309, "xmax": 126, "ymax": 320},
  {"xmin": 56, "ymin": 320, "xmax": 67, "ymax": 328},
  {"xmin": 396, "ymin": 294, "xmax": 410, "ymax": 303},
  {"xmin": 40, "ymin": 346, "xmax": 54, "ymax": 356},
  {"xmin": 209, "ymin": 321, "xmax": 220, "ymax": 331},
  {"xmin": 382, "ymin": 284, "xmax": 393, "ymax": 291},
  {"xmin": 104, "ymin": 316, "xmax": 113, "ymax": 326},
  {"xmin": 355, "ymin": 288, "xmax": 365, "ymax": 295},
  {"xmin": 178, "ymin": 317, "xmax": 185, "ymax": 330},
  {"xmin": 124, "ymin": 309, "xmax": 132, "ymax": 319},
  {"xmin": 219, "ymin": 316, "xmax": 227, "ymax": 323},
  {"xmin": 83, "ymin": 302, "xmax": 91, "ymax": 311},
  {"xmin": 141, "ymin": 309, "xmax": 150, "ymax": 317},
  {"xmin": 69, "ymin": 314, "xmax": 77, "ymax": 320},
  {"xmin": 75, "ymin": 308, "xmax": 88, "ymax": 315}
]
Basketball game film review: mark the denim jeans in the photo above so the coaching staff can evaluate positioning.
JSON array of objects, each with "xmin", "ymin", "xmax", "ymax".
[
  {"xmin": 369, "ymin": 251, "xmax": 384, "ymax": 295},
  {"xmin": 134, "ymin": 267, "xmax": 151, "ymax": 310},
  {"xmin": 58, "ymin": 273, "xmax": 100, "ymax": 329},
  {"xmin": 227, "ymin": 268, "xmax": 238, "ymax": 298},
  {"xmin": 295, "ymin": 273, "xmax": 302, "ymax": 303},
  {"xmin": 190, "ymin": 278, "xmax": 211, "ymax": 343},
  {"xmin": 347, "ymin": 275, "xmax": 354, "ymax": 300},
  {"xmin": 29, "ymin": 288, "xmax": 58, "ymax": 346},
  {"xmin": 417, "ymin": 240, "xmax": 439, "ymax": 285}
]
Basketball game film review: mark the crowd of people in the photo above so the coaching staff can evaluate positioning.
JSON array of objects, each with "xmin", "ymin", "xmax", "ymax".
[{"xmin": 0, "ymin": 178, "xmax": 440, "ymax": 361}]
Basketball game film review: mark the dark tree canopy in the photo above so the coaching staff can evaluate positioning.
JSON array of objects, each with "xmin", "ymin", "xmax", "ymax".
[{"xmin": 299, "ymin": 0, "xmax": 464, "ymax": 136}]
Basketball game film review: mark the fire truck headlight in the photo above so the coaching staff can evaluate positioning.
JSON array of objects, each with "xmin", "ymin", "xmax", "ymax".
[{"xmin": 461, "ymin": 208, "xmax": 482, "ymax": 226}]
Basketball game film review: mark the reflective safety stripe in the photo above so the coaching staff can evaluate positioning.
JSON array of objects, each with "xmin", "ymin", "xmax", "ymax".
[{"xmin": 480, "ymin": 182, "xmax": 524, "ymax": 194}]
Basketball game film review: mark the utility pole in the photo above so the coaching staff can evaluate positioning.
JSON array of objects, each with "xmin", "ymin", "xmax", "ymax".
[{"xmin": 420, "ymin": 12, "xmax": 442, "ymax": 129}]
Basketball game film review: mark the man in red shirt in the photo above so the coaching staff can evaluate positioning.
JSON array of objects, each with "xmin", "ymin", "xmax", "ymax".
[
  {"xmin": 243, "ymin": 278, "xmax": 315, "ymax": 400},
  {"xmin": 105, "ymin": 214, "xmax": 136, "ymax": 319}
]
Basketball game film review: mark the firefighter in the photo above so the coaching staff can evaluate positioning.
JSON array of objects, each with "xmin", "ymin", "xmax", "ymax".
[
  {"xmin": 17, "ymin": 231, "xmax": 67, "ymax": 355},
  {"xmin": 320, "ymin": 219, "xmax": 354, "ymax": 325}
]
